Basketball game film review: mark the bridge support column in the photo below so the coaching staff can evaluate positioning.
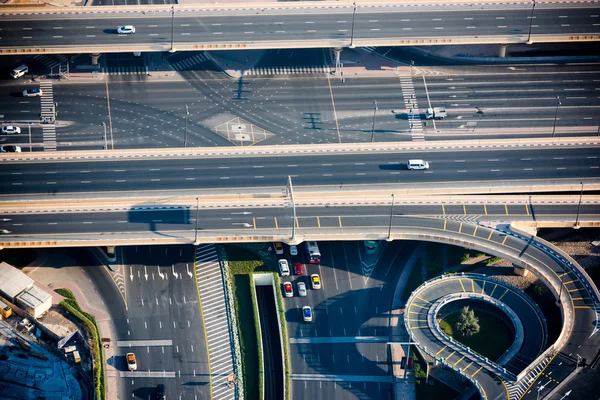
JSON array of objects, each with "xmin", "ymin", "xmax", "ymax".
[
  {"xmin": 333, "ymin": 47, "xmax": 343, "ymax": 74},
  {"xmin": 514, "ymin": 265, "xmax": 530, "ymax": 277},
  {"xmin": 90, "ymin": 53, "xmax": 101, "ymax": 65},
  {"xmin": 106, "ymin": 246, "xmax": 116, "ymax": 257},
  {"xmin": 498, "ymin": 44, "xmax": 508, "ymax": 58}
]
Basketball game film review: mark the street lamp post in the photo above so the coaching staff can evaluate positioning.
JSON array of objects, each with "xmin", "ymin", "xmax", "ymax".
[
  {"xmin": 101, "ymin": 122, "xmax": 107, "ymax": 150},
  {"xmin": 371, "ymin": 100, "xmax": 378, "ymax": 142},
  {"xmin": 184, "ymin": 105, "xmax": 189, "ymax": 148},
  {"xmin": 170, "ymin": 6, "xmax": 175, "ymax": 52},
  {"xmin": 552, "ymin": 95, "xmax": 561, "ymax": 137},
  {"xmin": 350, "ymin": 2, "xmax": 357, "ymax": 48},
  {"xmin": 194, "ymin": 197, "xmax": 199, "ymax": 244},
  {"xmin": 527, "ymin": 0, "xmax": 536, "ymax": 44},
  {"xmin": 387, "ymin": 194, "xmax": 395, "ymax": 241},
  {"xmin": 575, "ymin": 181, "xmax": 584, "ymax": 229}
]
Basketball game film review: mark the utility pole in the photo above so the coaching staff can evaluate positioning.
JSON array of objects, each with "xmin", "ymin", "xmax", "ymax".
[
  {"xmin": 170, "ymin": 6, "xmax": 175, "ymax": 52},
  {"xmin": 387, "ymin": 194, "xmax": 395, "ymax": 241},
  {"xmin": 194, "ymin": 197, "xmax": 199, "ymax": 244},
  {"xmin": 527, "ymin": 0, "xmax": 536, "ymax": 44},
  {"xmin": 574, "ymin": 181, "xmax": 583, "ymax": 229},
  {"xmin": 350, "ymin": 2, "xmax": 357, "ymax": 48},
  {"xmin": 552, "ymin": 95, "xmax": 561, "ymax": 137},
  {"xmin": 184, "ymin": 105, "xmax": 189, "ymax": 148},
  {"xmin": 287, "ymin": 176, "xmax": 297, "ymax": 241},
  {"xmin": 101, "ymin": 122, "xmax": 107, "ymax": 150},
  {"xmin": 371, "ymin": 100, "xmax": 378, "ymax": 142}
]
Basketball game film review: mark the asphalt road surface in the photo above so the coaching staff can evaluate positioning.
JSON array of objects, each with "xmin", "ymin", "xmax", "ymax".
[
  {"xmin": 118, "ymin": 245, "xmax": 210, "ymax": 400},
  {"xmin": 281, "ymin": 240, "xmax": 412, "ymax": 400},
  {"xmin": 1, "ymin": 3, "xmax": 599, "ymax": 50},
  {"xmin": 0, "ymin": 147, "xmax": 598, "ymax": 196}
]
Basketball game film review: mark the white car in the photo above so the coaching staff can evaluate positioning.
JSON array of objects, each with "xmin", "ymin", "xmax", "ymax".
[
  {"xmin": 407, "ymin": 159, "xmax": 429, "ymax": 170},
  {"xmin": 1, "ymin": 126, "xmax": 21, "ymax": 135},
  {"xmin": 0, "ymin": 145, "xmax": 21, "ymax": 153},
  {"xmin": 117, "ymin": 25, "xmax": 136, "ymax": 34},
  {"xmin": 297, "ymin": 282, "xmax": 307, "ymax": 297},
  {"xmin": 302, "ymin": 306, "xmax": 313, "ymax": 322},
  {"xmin": 289, "ymin": 245, "xmax": 298, "ymax": 256},
  {"xmin": 126, "ymin": 352, "xmax": 137, "ymax": 371},
  {"xmin": 278, "ymin": 259, "xmax": 290, "ymax": 276},
  {"xmin": 22, "ymin": 88, "xmax": 42, "ymax": 97}
]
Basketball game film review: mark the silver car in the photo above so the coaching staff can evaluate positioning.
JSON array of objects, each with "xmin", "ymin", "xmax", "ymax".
[
  {"xmin": 1, "ymin": 126, "xmax": 21, "ymax": 135},
  {"xmin": 297, "ymin": 282, "xmax": 307, "ymax": 297}
]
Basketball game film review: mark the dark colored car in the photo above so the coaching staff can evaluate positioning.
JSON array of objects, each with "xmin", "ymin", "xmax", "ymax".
[{"xmin": 156, "ymin": 384, "xmax": 165, "ymax": 400}]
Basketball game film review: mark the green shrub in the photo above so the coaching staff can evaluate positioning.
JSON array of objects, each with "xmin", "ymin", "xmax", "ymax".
[
  {"xmin": 485, "ymin": 256, "xmax": 503, "ymax": 266},
  {"xmin": 54, "ymin": 288, "xmax": 75, "ymax": 300}
]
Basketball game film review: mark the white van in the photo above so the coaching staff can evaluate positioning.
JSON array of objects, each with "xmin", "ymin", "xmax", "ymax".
[
  {"xmin": 407, "ymin": 159, "xmax": 429, "ymax": 170},
  {"xmin": 10, "ymin": 65, "xmax": 28, "ymax": 79}
]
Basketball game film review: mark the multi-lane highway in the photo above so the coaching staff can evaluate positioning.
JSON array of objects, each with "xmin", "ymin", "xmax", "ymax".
[
  {"xmin": 2, "ymin": 53, "xmax": 600, "ymax": 151},
  {"xmin": 1, "ymin": 1, "xmax": 600, "ymax": 53},
  {"xmin": 116, "ymin": 245, "xmax": 210, "ymax": 400},
  {"xmin": 0, "ymin": 146, "xmax": 598, "ymax": 196}
]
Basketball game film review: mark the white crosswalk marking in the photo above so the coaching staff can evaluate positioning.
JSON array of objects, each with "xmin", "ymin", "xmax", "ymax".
[
  {"xmin": 505, "ymin": 357, "xmax": 551, "ymax": 399},
  {"xmin": 39, "ymin": 81, "xmax": 56, "ymax": 151},
  {"xmin": 243, "ymin": 64, "xmax": 330, "ymax": 76},
  {"xmin": 102, "ymin": 66, "xmax": 149, "ymax": 75},
  {"xmin": 33, "ymin": 54, "xmax": 67, "ymax": 72},
  {"xmin": 399, "ymin": 75, "xmax": 424, "ymax": 141},
  {"xmin": 195, "ymin": 244, "xmax": 236, "ymax": 400},
  {"xmin": 171, "ymin": 53, "xmax": 210, "ymax": 71}
]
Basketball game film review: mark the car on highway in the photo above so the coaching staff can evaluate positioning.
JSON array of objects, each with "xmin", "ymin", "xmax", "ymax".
[
  {"xmin": 117, "ymin": 25, "xmax": 136, "ymax": 34},
  {"xmin": 283, "ymin": 282, "xmax": 293, "ymax": 297},
  {"xmin": 156, "ymin": 384, "xmax": 165, "ymax": 400},
  {"xmin": 294, "ymin": 262, "xmax": 303, "ymax": 275},
  {"xmin": 1, "ymin": 126, "xmax": 21, "ymax": 135},
  {"xmin": 289, "ymin": 245, "xmax": 298, "ymax": 256},
  {"xmin": 274, "ymin": 242, "xmax": 284, "ymax": 255},
  {"xmin": 22, "ymin": 88, "xmax": 42, "ymax": 97},
  {"xmin": 407, "ymin": 159, "xmax": 429, "ymax": 170},
  {"xmin": 126, "ymin": 352, "xmax": 137, "ymax": 371},
  {"xmin": 278, "ymin": 259, "xmax": 290, "ymax": 276},
  {"xmin": 302, "ymin": 306, "xmax": 313, "ymax": 322},
  {"xmin": 310, "ymin": 274, "xmax": 321, "ymax": 290},
  {"xmin": 297, "ymin": 282, "xmax": 307, "ymax": 297},
  {"xmin": 0, "ymin": 145, "xmax": 21, "ymax": 153}
]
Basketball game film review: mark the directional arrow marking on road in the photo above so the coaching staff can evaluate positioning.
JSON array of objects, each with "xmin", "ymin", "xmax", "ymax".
[
  {"xmin": 129, "ymin": 266, "xmax": 133, "ymax": 282},
  {"xmin": 158, "ymin": 266, "xmax": 164, "ymax": 280},
  {"xmin": 144, "ymin": 265, "xmax": 148, "ymax": 281},
  {"xmin": 186, "ymin": 264, "xmax": 192, "ymax": 278},
  {"xmin": 172, "ymin": 265, "xmax": 178, "ymax": 279}
]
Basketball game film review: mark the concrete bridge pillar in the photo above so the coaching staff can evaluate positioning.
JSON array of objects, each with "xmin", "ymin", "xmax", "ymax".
[
  {"xmin": 90, "ymin": 53, "xmax": 101, "ymax": 65},
  {"xmin": 333, "ymin": 47, "xmax": 343, "ymax": 74},
  {"xmin": 498, "ymin": 44, "xmax": 508, "ymax": 58},
  {"xmin": 106, "ymin": 246, "xmax": 116, "ymax": 257},
  {"xmin": 514, "ymin": 265, "xmax": 530, "ymax": 277}
]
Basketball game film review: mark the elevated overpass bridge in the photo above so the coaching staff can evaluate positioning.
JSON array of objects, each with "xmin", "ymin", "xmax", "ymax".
[
  {"xmin": 0, "ymin": 138, "xmax": 599, "ymax": 399},
  {"xmin": 0, "ymin": 0, "xmax": 599, "ymax": 55}
]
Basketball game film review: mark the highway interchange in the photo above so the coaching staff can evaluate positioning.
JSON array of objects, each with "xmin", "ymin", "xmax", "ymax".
[{"xmin": 1, "ymin": 3, "xmax": 600, "ymax": 399}]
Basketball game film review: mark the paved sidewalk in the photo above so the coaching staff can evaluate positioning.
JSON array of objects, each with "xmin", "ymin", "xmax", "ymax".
[{"xmin": 23, "ymin": 248, "xmax": 119, "ymax": 400}]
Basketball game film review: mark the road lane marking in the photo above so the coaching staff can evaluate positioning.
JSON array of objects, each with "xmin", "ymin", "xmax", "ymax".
[
  {"xmin": 317, "ymin": 216, "xmax": 321, "ymax": 228},
  {"xmin": 487, "ymin": 231, "xmax": 493, "ymax": 240},
  {"xmin": 472, "ymin": 226, "xmax": 478, "ymax": 237},
  {"xmin": 502, "ymin": 236, "xmax": 508, "ymax": 245},
  {"xmin": 274, "ymin": 217, "xmax": 278, "ymax": 229},
  {"xmin": 490, "ymin": 284, "xmax": 498, "ymax": 297},
  {"xmin": 458, "ymin": 222, "xmax": 463, "ymax": 233},
  {"xmin": 327, "ymin": 72, "xmax": 342, "ymax": 143},
  {"xmin": 454, "ymin": 355, "xmax": 466, "ymax": 367},
  {"xmin": 471, "ymin": 366, "xmax": 483, "ymax": 377},
  {"xmin": 498, "ymin": 288, "xmax": 509, "ymax": 301},
  {"xmin": 435, "ymin": 345, "xmax": 447, "ymax": 356},
  {"xmin": 458, "ymin": 279, "xmax": 466, "ymax": 292},
  {"xmin": 445, "ymin": 351, "xmax": 456, "ymax": 361},
  {"xmin": 471, "ymin": 279, "xmax": 474, "ymax": 292}
]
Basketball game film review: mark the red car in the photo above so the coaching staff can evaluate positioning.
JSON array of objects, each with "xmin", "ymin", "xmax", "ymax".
[
  {"xmin": 283, "ymin": 282, "xmax": 293, "ymax": 298},
  {"xmin": 294, "ymin": 262, "xmax": 303, "ymax": 275}
]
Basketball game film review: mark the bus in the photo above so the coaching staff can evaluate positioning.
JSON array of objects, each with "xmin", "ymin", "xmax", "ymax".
[{"xmin": 305, "ymin": 241, "xmax": 321, "ymax": 264}]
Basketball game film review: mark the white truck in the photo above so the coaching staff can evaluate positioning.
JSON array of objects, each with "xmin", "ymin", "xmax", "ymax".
[{"xmin": 425, "ymin": 107, "xmax": 447, "ymax": 120}]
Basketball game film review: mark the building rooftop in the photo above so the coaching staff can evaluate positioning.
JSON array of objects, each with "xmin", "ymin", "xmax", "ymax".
[
  {"xmin": 17, "ymin": 285, "xmax": 52, "ymax": 310},
  {"xmin": 0, "ymin": 262, "xmax": 33, "ymax": 300}
]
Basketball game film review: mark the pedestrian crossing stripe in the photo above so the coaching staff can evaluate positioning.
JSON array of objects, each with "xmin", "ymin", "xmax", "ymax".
[
  {"xmin": 170, "ymin": 53, "xmax": 210, "ymax": 70},
  {"xmin": 102, "ymin": 66, "xmax": 149, "ymax": 75},
  {"xmin": 243, "ymin": 65, "xmax": 330, "ymax": 76}
]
